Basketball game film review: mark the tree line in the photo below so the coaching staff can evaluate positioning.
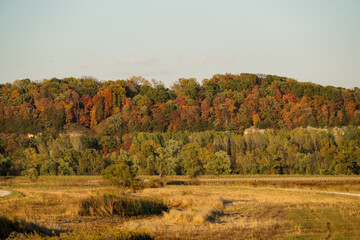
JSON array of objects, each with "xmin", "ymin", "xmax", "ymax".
[
  {"xmin": 1, "ymin": 73, "xmax": 360, "ymax": 177},
  {"xmin": 1, "ymin": 74, "xmax": 360, "ymax": 134},
  {"xmin": 1, "ymin": 126, "xmax": 360, "ymax": 177}
]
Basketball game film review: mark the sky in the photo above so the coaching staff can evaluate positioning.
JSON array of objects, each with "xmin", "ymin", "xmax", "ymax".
[{"xmin": 0, "ymin": 0, "xmax": 359, "ymax": 89}]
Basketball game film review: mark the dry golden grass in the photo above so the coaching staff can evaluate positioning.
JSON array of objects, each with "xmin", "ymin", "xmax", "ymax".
[
  {"xmin": 1, "ymin": 176, "xmax": 360, "ymax": 239},
  {"xmin": 185, "ymin": 176, "xmax": 360, "ymax": 193},
  {"xmin": 121, "ymin": 186, "xmax": 291, "ymax": 239},
  {"xmin": 121, "ymin": 178, "xmax": 360, "ymax": 240},
  {"xmin": 0, "ymin": 176, "xmax": 125, "ymax": 232}
]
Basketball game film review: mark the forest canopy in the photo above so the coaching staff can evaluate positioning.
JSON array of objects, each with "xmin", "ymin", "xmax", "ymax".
[{"xmin": 1, "ymin": 73, "xmax": 360, "ymax": 177}]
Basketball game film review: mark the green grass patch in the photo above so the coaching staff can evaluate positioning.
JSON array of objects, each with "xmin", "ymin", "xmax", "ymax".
[{"xmin": 283, "ymin": 205, "xmax": 360, "ymax": 240}]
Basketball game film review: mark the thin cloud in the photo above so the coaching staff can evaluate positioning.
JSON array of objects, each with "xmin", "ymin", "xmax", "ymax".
[
  {"xmin": 74, "ymin": 57, "xmax": 157, "ymax": 69},
  {"xmin": 222, "ymin": 58, "xmax": 235, "ymax": 64},
  {"xmin": 75, "ymin": 60, "xmax": 120, "ymax": 68},
  {"xmin": 184, "ymin": 56, "xmax": 217, "ymax": 65},
  {"xmin": 121, "ymin": 57, "xmax": 157, "ymax": 66},
  {"xmin": 117, "ymin": 68, "xmax": 176, "ymax": 76}
]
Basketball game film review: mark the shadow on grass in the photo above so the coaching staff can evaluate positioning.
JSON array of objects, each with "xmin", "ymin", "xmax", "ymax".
[{"xmin": 0, "ymin": 216, "xmax": 65, "ymax": 240}]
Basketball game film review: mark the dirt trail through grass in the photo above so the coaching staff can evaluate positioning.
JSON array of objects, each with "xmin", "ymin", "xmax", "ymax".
[
  {"xmin": 280, "ymin": 188, "xmax": 360, "ymax": 197},
  {"xmin": 0, "ymin": 190, "xmax": 11, "ymax": 197}
]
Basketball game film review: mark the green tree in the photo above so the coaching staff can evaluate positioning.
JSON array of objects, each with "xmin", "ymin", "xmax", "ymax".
[
  {"xmin": 0, "ymin": 154, "xmax": 11, "ymax": 176},
  {"xmin": 180, "ymin": 143, "xmax": 203, "ymax": 177},
  {"xmin": 78, "ymin": 77, "xmax": 101, "ymax": 97},
  {"xmin": 334, "ymin": 140, "xmax": 360, "ymax": 174},
  {"xmin": 207, "ymin": 150, "xmax": 231, "ymax": 175},
  {"xmin": 79, "ymin": 149, "xmax": 107, "ymax": 175},
  {"xmin": 171, "ymin": 78, "xmax": 201, "ymax": 100},
  {"xmin": 154, "ymin": 147, "xmax": 165, "ymax": 177},
  {"xmin": 21, "ymin": 149, "xmax": 45, "ymax": 178},
  {"xmin": 101, "ymin": 162, "xmax": 136, "ymax": 187},
  {"xmin": 58, "ymin": 149, "xmax": 80, "ymax": 175}
]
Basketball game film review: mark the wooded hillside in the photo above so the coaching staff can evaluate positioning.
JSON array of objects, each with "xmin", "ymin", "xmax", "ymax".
[
  {"xmin": 1, "ymin": 73, "xmax": 360, "ymax": 177},
  {"xmin": 1, "ymin": 73, "xmax": 360, "ymax": 133}
]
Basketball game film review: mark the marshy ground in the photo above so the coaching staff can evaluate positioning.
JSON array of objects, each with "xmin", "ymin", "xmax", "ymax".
[{"xmin": 1, "ymin": 176, "xmax": 360, "ymax": 239}]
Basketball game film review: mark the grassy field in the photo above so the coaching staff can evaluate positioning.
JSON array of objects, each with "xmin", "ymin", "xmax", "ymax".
[{"xmin": 1, "ymin": 175, "xmax": 360, "ymax": 239}]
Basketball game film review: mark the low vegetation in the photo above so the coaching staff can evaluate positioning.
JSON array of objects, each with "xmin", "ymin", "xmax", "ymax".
[
  {"xmin": 78, "ymin": 195, "xmax": 168, "ymax": 217},
  {"xmin": 1, "ymin": 176, "xmax": 360, "ymax": 239},
  {"xmin": 0, "ymin": 216, "xmax": 56, "ymax": 239},
  {"xmin": 6, "ymin": 229, "xmax": 154, "ymax": 240}
]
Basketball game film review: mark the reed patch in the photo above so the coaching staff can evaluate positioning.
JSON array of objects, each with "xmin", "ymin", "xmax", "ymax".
[{"xmin": 77, "ymin": 194, "xmax": 169, "ymax": 217}]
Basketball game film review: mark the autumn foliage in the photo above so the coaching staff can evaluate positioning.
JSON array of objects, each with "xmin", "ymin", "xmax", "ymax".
[{"xmin": 1, "ymin": 74, "xmax": 360, "ymax": 177}]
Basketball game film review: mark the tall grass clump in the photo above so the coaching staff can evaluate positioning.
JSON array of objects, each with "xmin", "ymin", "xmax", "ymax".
[
  {"xmin": 77, "ymin": 195, "xmax": 168, "ymax": 217},
  {"xmin": 59, "ymin": 230, "xmax": 153, "ymax": 240},
  {"xmin": 0, "ymin": 216, "xmax": 55, "ymax": 240}
]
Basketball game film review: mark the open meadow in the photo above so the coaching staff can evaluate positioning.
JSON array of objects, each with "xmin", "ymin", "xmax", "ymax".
[{"xmin": 1, "ymin": 176, "xmax": 360, "ymax": 240}]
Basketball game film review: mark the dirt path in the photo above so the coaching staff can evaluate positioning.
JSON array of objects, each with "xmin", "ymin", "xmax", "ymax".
[
  {"xmin": 196, "ymin": 176, "xmax": 360, "ymax": 182},
  {"xmin": 280, "ymin": 188, "xmax": 360, "ymax": 197},
  {"xmin": 0, "ymin": 190, "xmax": 11, "ymax": 197}
]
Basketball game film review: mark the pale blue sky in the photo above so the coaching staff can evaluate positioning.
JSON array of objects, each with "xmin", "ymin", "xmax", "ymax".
[{"xmin": 0, "ymin": 0, "xmax": 359, "ymax": 88}]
